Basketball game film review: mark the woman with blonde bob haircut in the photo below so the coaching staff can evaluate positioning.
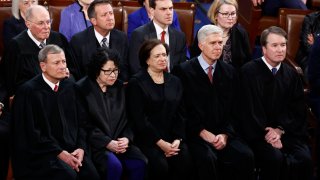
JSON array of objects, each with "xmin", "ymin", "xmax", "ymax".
[
  {"xmin": 3, "ymin": 0, "xmax": 38, "ymax": 47},
  {"xmin": 190, "ymin": 0, "xmax": 251, "ymax": 69}
]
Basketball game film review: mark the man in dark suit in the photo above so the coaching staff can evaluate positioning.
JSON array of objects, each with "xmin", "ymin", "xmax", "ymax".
[
  {"xmin": 129, "ymin": 0, "xmax": 187, "ymax": 74},
  {"xmin": 172, "ymin": 24, "xmax": 254, "ymax": 180},
  {"xmin": 240, "ymin": 26, "xmax": 313, "ymax": 180},
  {"xmin": 70, "ymin": 0, "xmax": 129, "ymax": 82},
  {"xmin": 11, "ymin": 45, "xmax": 99, "ymax": 180},
  {"xmin": 2, "ymin": 5, "xmax": 80, "ymax": 97}
]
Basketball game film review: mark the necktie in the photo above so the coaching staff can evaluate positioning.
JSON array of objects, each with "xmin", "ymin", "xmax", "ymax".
[
  {"xmin": 272, "ymin": 67, "xmax": 277, "ymax": 75},
  {"xmin": 101, "ymin": 37, "xmax": 107, "ymax": 47},
  {"xmin": 53, "ymin": 84, "xmax": 59, "ymax": 92},
  {"xmin": 39, "ymin": 42, "xmax": 46, "ymax": 49},
  {"xmin": 207, "ymin": 66, "xmax": 213, "ymax": 83},
  {"xmin": 160, "ymin": 31, "xmax": 166, "ymax": 43}
]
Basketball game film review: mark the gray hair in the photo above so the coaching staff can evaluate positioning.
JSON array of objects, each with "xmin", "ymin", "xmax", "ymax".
[
  {"xmin": 25, "ymin": 4, "xmax": 46, "ymax": 21},
  {"xmin": 197, "ymin": 25, "xmax": 223, "ymax": 43},
  {"xmin": 12, "ymin": 0, "xmax": 38, "ymax": 20},
  {"xmin": 38, "ymin": 44, "xmax": 64, "ymax": 62}
]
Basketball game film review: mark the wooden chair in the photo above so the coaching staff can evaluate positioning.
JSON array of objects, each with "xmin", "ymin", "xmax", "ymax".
[
  {"xmin": 237, "ymin": 0, "xmax": 278, "ymax": 49},
  {"xmin": 48, "ymin": 5, "xmax": 67, "ymax": 32},
  {"xmin": 278, "ymin": 8, "xmax": 315, "ymax": 75}
]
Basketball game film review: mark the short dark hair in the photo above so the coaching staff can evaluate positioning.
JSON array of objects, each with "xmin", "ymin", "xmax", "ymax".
[
  {"xmin": 149, "ymin": 0, "xmax": 172, "ymax": 9},
  {"xmin": 88, "ymin": 0, "xmax": 112, "ymax": 19},
  {"xmin": 260, "ymin": 26, "xmax": 287, "ymax": 47},
  {"xmin": 139, "ymin": 39, "xmax": 169, "ymax": 68},
  {"xmin": 87, "ymin": 47, "xmax": 120, "ymax": 80}
]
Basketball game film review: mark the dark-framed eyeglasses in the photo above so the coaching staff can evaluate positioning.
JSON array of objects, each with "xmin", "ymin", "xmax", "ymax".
[
  {"xmin": 101, "ymin": 68, "xmax": 120, "ymax": 76},
  {"xmin": 218, "ymin": 11, "xmax": 237, "ymax": 18}
]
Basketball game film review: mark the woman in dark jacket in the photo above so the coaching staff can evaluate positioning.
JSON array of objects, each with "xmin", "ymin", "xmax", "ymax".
[
  {"xmin": 190, "ymin": 0, "xmax": 251, "ymax": 69},
  {"xmin": 296, "ymin": 11, "xmax": 320, "ymax": 73},
  {"xmin": 75, "ymin": 48, "xmax": 146, "ymax": 180},
  {"xmin": 127, "ymin": 39, "xmax": 193, "ymax": 180}
]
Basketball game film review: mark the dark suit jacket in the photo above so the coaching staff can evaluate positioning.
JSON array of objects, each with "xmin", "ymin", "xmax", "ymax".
[
  {"xmin": 2, "ymin": 30, "xmax": 80, "ymax": 96},
  {"xmin": 190, "ymin": 23, "xmax": 251, "ymax": 69},
  {"xmin": 172, "ymin": 58, "xmax": 236, "ymax": 140},
  {"xmin": 127, "ymin": 6, "xmax": 181, "ymax": 40},
  {"xmin": 126, "ymin": 69, "xmax": 185, "ymax": 147},
  {"xmin": 129, "ymin": 21, "xmax": 187, "ymax": 74},
  {"xmin": 3, "ymin": 16, "xmax": 27, "ymax": 48},
  {"xmin": 70, "ymin": 26, "xmax": 129, "ymax": 81}
]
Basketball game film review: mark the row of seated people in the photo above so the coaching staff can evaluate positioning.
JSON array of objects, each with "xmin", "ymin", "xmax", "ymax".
[
  {"xmin": 0, "ymin": 1, "xmax": 318, "ymax": 179},
  {"xmin": 0, "ymin": 24, "xmax": 315, "ymax": 180}
]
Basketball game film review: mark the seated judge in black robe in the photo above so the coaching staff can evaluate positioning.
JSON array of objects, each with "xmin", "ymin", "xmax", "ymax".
[
  {"xmin": 240, "ymin": 26, "xmax": 313, "ymax": 180},
  {"xmin": 75, "ymin": 48, "xmax": 147, "ymax": 180},
  {"xmin": 2, "ymin": 5, "xmax": 80, "ymax": 97},
  {"xmin": 172, "ymin": 25, "xmax": 254, "ymax": 180},
  {"xmin": 11, "ymin": 45, "xmax": 99, "ymax": 180},
  {"xmin": 127, "ymin": 39, "xmax": 193, "ymax": 180}
]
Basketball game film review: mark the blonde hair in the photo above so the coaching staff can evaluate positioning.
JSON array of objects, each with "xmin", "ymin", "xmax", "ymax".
[
  {"xmin": 207, "ymin": 0, "xmax": 238, "ymax": 24},
  {"xmin": 11, "ymin": 0, "xmax": 38, "ymax": 20}
]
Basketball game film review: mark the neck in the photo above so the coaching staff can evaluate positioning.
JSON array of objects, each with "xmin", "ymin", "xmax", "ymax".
[
  {"xmin": 218, "ymin": 25, "xmax": 230, "ymax": 37},
  {"xmin": 20, "ymin": 11, "xmax": 26, "ymax": 20},
  {"xmin": 147, "ymin": 67, "xmax": 164, "ymax": 84},
  {"xmin": 95, "ymin": 27, "xmax": 110, "ymax": 37},
  {"xmin": 96, "ymin": 78, "xmax": 107, "ymax": 92},
  {"xmin": 154, "ymin": 20, "xmax": 168, "ymax": 30}
]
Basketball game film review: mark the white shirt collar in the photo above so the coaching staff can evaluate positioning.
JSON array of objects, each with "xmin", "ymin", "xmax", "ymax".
[
  {"xmin": 153, "ymin": 21, "xmax": 169, "ymax": 41},
  {"xmin": 94, "ymin": 29, "xmax": 110, "ymax": 47},
  {"xmin": 27, "ymin": 29, "xmax": 46, "ymax": 47},
  {"xmin": 261, "ymin": 56, "xmax": 281, "ymax": 72},
  {"xmin": 42, "ymin": 73, "xmax": 60, "ymax": 91},
  {"xmin": 198, "ymin": 54, "xmax": 217, "ymax": 74}
]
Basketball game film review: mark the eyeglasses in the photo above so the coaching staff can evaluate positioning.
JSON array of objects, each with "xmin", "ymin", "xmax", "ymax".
[
  {"xmin": 218, "ymin": 11, "xmax": 237, "ymax": 18},
  {"xmin": 28, "ymin": 19, "xmax": 52, "ymax": 27},
  {"xmin": 101, "ymin": 68, "xmax": 119, "ymax": 76}
]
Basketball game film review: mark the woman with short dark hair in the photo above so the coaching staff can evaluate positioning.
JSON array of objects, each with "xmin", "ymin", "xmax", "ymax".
[
  {"xmin": 127, "ymin": 39, "xmax": 193, "ymax": 180},
  {"xmin": 76, "ymin": 48, "xmax": 146, "ymax": 180}
]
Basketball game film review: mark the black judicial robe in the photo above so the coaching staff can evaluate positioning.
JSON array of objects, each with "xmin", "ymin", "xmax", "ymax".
[
  {"xmin": 239, "ymin": 58, "xmax": 308, "ymax": 144},
  {"xmin": 75, "ymin": 77, "xmax": 147, "ymax": 173},
  {"xmin": 11, "ymin": 75, "xmax": 86, "ymax": 178},
  {"xmin": 2, "ymin": 30, "xmax": 80, "ymax": 96},
  {"xmin": 126, "ymin": 70, "xmax": 185, "ymax": 147},
  {"xmin": 171, "ymin": 58, "xmax": 236, "ymax": 140}
]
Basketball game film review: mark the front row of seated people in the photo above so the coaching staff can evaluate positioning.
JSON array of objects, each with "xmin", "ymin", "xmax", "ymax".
[{"xmin": 10, "ymin": 24, "xmax": 313, "ymax": 180}]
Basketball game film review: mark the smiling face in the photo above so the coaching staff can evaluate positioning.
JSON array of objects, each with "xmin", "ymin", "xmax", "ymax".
[
  {"xmin": 216, "ymin": 4, "xmax": 237, "ymax": 30},
  {"xmin": 91, "ymin": 3, "xmax": 115, "ymax": 35},
  {"xmin": 25, "ymin": 6, "xmax": 50, "ymax": 42},
  {"xmin": 262, "ymin": 33, "xmax": 287, "ymax": 67},
  {"xmin": 199, "ymin": 33, "xmax": 223, "ymax": 64},
  {"xmin": 147, "ymin": 44, "xmax": 168, "ymax": 71},
  {"xmin": 151, "ymin": 0, "xmax": 173, "ymax": 29}
]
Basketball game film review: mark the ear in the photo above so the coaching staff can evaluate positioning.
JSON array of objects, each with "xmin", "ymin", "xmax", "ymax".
[
  {"xmin": 262, "ymin": 46, "xmax": 266, "ymax": 55},
  {"xmin": 90, "ymin": 18, "xmax": 97, "ymax": 26},
  {"xmin": 25, "ymin": 20, "xmax": 32, "ymax": 29},
  {"xmin": 40, "ymin": 62, "xmax": 46, "ymax": 72},
  {"xmin": 198, "ymin": 41, "xmax": 204, "ymax": 51}
]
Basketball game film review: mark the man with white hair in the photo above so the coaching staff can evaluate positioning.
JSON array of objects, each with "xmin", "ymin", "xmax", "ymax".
[
  {"xmin": 172, "ymin": 24, "xmax": 254, "ymax": 180},
  {"xmin": 2, "ymin": 5, "xmax": 80, "ymax": 97}
]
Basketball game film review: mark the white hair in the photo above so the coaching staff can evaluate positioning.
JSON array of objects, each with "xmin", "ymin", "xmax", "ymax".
[
  {"xmin": 197, "ymin": 25, "xmax": 223, "ymax": 43},
  {"xmin": 11, "ymin": 0, "xmax": 38, "ymax": 20}
]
